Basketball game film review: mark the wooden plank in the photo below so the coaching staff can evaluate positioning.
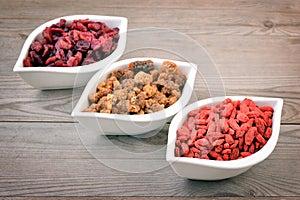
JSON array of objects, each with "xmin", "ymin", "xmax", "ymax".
[
  {"xmin": 0, "ymin": 32, "xmax": 299, "ymax": 122},
  {"xmin": 0, "ymin": 122, "xmax": 299, "ymax": 196},
  {"xmin": 0, "ymin": 76, "xmax": 299, "ymax": 123},
  {"xmin": 1, "ymin": 0, "xmax": 300, "ymax": 37}
]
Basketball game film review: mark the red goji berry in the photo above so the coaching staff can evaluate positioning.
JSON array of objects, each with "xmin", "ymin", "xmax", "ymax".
[
  {"xmin": 187, "ymin": 117, "xmax": 196, "ymax": 130},
  {"xmin": 195, "ymin": 138, "xmax": 210, "ymax": 149},
  {"xmin": 177, "ymin": 126, "xmax": 190, "ymax": 137},
  {"xmin": 224, "ymin": 143, "xmax": 230, "ymax": 149},
  {"xmin": 215, "ymin": 145, "xmax": 223, "ymax": 153},
  {"xmin": 187, "ymin": 139, "xmax": 195, "ymax": 146},
  {"xmin": 237, "ymin": 112, "xmax": 249, "ymax": 123},
  {"xmin": 175, "ymin": 98, "xmax": 273, "ymax": 161},
  {"xmin": 177, "ymin": 135, "xmax": 188, "ymax": 141},
  {"xmin": 255, "ymin": 117, "xmax": 266, "ymax": 134},
  {"xmin": 222, "ymin": 154, "xmax": 229, "ymax": 161},
  {"xmin": 188, "ymin": 109, "xmax": 199, "ymax": 117},
  {"xmin": 222, "ymin": 149, "xmax": 231, "ymax": 154},
  {"xmin": 260, "ymin": 106, "xmax": 274, "ymax": 112},
  {"xmin": 245, "ymin": 127, "xmax": 257, "ymax": 145},
  {"xmin": 256, "ymin": 134, "xmax": 267, "ymax": 145},
  {"xmin": 209, "ymin": 151, "xmax": 220, "ymax": 159},
  {"xmin": 216, "ymin": 156, "xmax": 223, "ymax": 161},
  {"xmin": 240, "ymin": 102, "xmax": 249, "ymax": 113},
  {"xmin": 228, "ymin": 128, "xmax": 235, "ymax": 136},
  {"xmin": 238, "ymin": 137, "xmax": 244, "ymax": 150},
  {"xmin": 230, "ymin": 140, "xmax": 239, "ymax": 149},
  {"xmin": 213, "ymin": 139, "xmax": 225, "ymax": 146},
  {"xmin": 220, "ymin": 118, "xmax": 229, "ymax": 133},
  {"xmin": 241, "ymin": 152, "xmax": 252, "ymax": 157},
  {"xmin": 223, "ymin": 103, "xmax": 234, "ymax": 117},
  {"xmin": 190, "ymin": 128, "xmax": 197, "ymax": 141},
  {"xmin": 264, "ymin": 127, "xmax": 272, "ymax": 139},
  {"xmin": 225, "ymin": 134, "xmax": 234, "ymax": 144},
  {"xmin": 228, "ymin": 118, "xmax": 239, "ymax": 131},
  {"xmin": 190, "ymin": 147, "xmax": 199, "ymax": 154},
  {"xmin": 175, "ymin": 147, "xmax": 181, "ymax": 157},
  {"xmin": 249, "ymin": 143, "xmax": 255, "ymax": 154},
  {"xmin": 181, "ymin": 143, "xmax": 189, "ymax": 155},
  {"xmin": 230, "ymin": 148, "xmax": 239, "ymax": 160}
]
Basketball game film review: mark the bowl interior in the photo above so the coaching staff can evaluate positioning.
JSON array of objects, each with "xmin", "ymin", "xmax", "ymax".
[
  {"xmin": 166, "ymin": 96, "xmax": 283, "ymax": 169},
  {"xmin": 72, "ymin": 57, "xmax": 197, "ymax": 122},
  {"xmin": 14, "ymin": 15, "xmax": 128, "ymax": 74}
]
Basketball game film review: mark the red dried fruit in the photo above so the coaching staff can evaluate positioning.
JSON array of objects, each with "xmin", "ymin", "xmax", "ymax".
[
  {"xmin": 223, "ymin": 103, "xmax": 234, "ymax": 117},
  {"xmin": 188, "ymin": 109, "xmax": 199, "ymax": 117},
  {"xmin": 255, "ymin": 117, "xmax": 266, "ymax": 134},
  {"xmin": 245, "ymin": 127, "xmax": 257, "ymax": 145},
  {"xmin": 260, "ymin": 106, "xmax": 274, "ymax": 112},
  {"xmin": 215, "ymin": 145, "xmax": 223, "ymax": 153},
  {"xmin": 264, "ymin": 127, "xmax": 272, "ymax": 139},
  {"xmin": 181, "ymin": 143, "xmax": 189, "ymax": 155},
  {"xmin": 225, "ymin": 134, "xmax": 234, "ymax": 145},
  {"xmin": 241, "ymin": 152, "xmax": 252, "ymax": 157},
  {"xmin": 177, "ymin": 126, "xmax": 190, "ymax": 137},
  {"xmin": 230, "ymin": 148, "xmax": 239, "ymax": 160},
  {"xmin": 222, "ymin": 149, "xmax": 231, "ymax": 154},
  {"xmin": 23, "ymin": 57, "xmax": 32, "ymax": 67},
  {"xmin": 209, "ymin": 151, "xmax": 220, "ymax": 159},
  {"xmin": 187, "ymin": 117, "xmax": 195, "ymax": 130},
  {"xmin": 195, "ymin": 138, "xmax": 210, "ymax": 149},
  {"xmin": 175, "ymin": 147, "xmax": 180, "ymax": 157},
  {"xmin": 24, "ymin": 18, "xmax": 119, "ymax": 67},
  {"xmin": 213, "ymin": 139, "xmax": 225, "ymax": 146},
  {"xmin": 224, "ymin": 143, "xmax": 230, "ymax": 149},
  {"xmin": 230, "ymin": 140, "xmax": 239, "ymax": 149},
  {"xmin": 256, "ymin": 134, "xmax": 266, "ymax": 145},
  {"xmin": 237, "ymin": 112, "xmax": 249, "ymax": 123},
  {"xmin": 42, "ymin": 27, "xmax": 53, "ymax": 43},
  {"xmin": 228, "ymin": 118, "xmax": 239, "ymax": 131},
  {"xmin": 175, "ymin": 98, "xmax": 273, "ymax": 161}
]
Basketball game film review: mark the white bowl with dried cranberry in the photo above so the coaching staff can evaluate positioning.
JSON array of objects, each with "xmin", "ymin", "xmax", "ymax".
[
  {"xmin": 166, "ymin": 96, "xmax": 283, "ymax": 180},
  {"xmin": 13, "ymin": 15, "xmax": 127, "ymax": 90},
  {"xmin": 71, "ymin": 57, "xmax": 197, "ymax": 135}
]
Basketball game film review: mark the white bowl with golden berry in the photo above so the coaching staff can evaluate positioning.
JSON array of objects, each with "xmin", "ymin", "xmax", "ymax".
[{"xmin": 72, "ymin": 57, "xmax": 197, "ymax": 135}]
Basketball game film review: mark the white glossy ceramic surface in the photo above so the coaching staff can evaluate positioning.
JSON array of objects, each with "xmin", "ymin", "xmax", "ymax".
[
  {"xmin": 166, "ymin": 96, "xmax": 283, "ymax": 180},
  {"xmin": 72, "ymin": 57, "xmax": 197, "ymax": 135},
  {"xmin": 13, "ymin": 15, "xmax": 127, "ymax": 90}
]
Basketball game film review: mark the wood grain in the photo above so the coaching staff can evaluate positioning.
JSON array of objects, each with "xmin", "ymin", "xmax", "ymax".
[{"xmin": 0, "ymin": 122, "xmax": 299, "ymax": 196}]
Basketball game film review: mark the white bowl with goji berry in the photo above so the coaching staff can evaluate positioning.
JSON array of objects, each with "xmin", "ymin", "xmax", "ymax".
[
  {"xmin": 13, "ymin": 15, "xmax": 127, "ymax": 90},
  {"xmin": 166, "ymin": 96, "xmax": 283, "ymax": 180}
]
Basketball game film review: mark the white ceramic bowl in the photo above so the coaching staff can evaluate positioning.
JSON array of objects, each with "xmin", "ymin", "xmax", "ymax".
[
  {"xmin": 72, "ymin": 57, "xmax": 197, "ymax": 135},
  {"xmin": 166, "ymin": 96, "xmax": 283, "ymax": 180},
  {"xmin": 13, "ymin": 15, "xmax": 127, "ymax": 90}
]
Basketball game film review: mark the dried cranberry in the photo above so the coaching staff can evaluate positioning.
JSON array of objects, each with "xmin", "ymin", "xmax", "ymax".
[
  {"xmin": 24, "ymin": 18, "xmax": 119, "ymax": 67},
  {"xmin": 42, "ymin": 27, "xmax": 52, "ymax": 43},
  {"xmin": 75, "ymin": 40, "xmax": 90, "ymax": 52},
  {"xmin": 30, "ymin": 40, "xmax": 43, "ymax": 53}
]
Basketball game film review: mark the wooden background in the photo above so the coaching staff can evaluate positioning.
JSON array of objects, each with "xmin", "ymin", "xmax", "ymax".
[{"xmin": 0, "ymin": 0, "xmax": 300, "ymax": 198}]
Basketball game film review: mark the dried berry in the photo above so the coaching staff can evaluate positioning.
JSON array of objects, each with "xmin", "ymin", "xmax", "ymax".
[
  {"xmin": 175, "ymin": 98, "xmax": 274, "ymax": 161},
  {"xmin": 84, "ymin": 60, "xmax": 186, "ymax": 115},
  {"xmin": 23, "ymin": 18, "xmax": 119, "ymax": 67}
]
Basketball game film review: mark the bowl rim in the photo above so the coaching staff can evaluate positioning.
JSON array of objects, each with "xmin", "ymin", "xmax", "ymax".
[
  {"xmin": 13, "ymin": 14, "xmax": 128, "ymax": 74},
  {"xmin": 166, "ymin": 96, "xmax": 283, "ymax": 170},
  {"xmin": 71, "ymin": 57, "xmax": 197, "ymax": 122}
]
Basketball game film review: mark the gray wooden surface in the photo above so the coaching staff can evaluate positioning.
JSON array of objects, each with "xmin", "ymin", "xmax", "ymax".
[{"xmin": 0, "ymin": 0, "xmax": 300, "ymax": 198}]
